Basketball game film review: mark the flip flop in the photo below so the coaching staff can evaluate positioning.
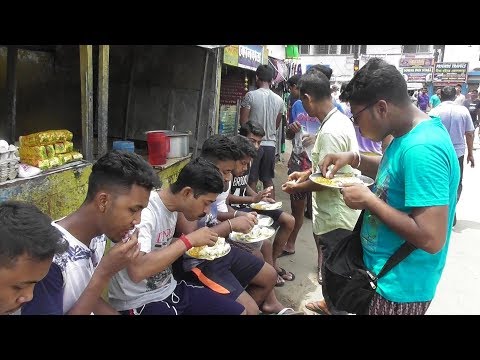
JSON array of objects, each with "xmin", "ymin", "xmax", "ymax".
[
  {"xmin": 278, "ymin": 250, "xmax": 295, "ymax": 258},
  {"xmin": 260, "ymin": 307, "xmax": 304, "ymax": 315},
  {"xmin": 277, "ymin": 307, "xmax": 304, "ymax": 315},
  {"xmin": 305, "ymin": 300, "xmax": 331, "ymax": 315},
  {"xmin": 277, "ymin": 267, "xmax": 295, "ymax": 282},
  {"xmin": 275, "ymin": 274, "xmax": 285, "ymax": 287}
]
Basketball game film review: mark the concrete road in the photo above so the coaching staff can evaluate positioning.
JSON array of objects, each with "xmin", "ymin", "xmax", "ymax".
[{"xmin": 273, "ymin": 132, "xmax": 480, "ymax": 315}]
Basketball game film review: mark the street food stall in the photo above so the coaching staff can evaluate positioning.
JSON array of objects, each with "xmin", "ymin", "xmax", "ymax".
[{"xmin": 0, "ymin": 45, "xmax": 222, "ymax": 219}]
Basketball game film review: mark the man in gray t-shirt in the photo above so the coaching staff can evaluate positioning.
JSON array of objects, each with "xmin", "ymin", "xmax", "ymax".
[
  {"xmin": 240, "ymin": 65, "xmax": 285, "ymax": 199},
  {"xmin": 429, "ymin": 85, "xmax": 475, "ymax": 206}
]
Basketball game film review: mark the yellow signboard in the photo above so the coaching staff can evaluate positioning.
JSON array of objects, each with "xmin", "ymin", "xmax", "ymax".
[{"xmin": 223, "ymin": 45, "xmax": 239, "ymax": 67}]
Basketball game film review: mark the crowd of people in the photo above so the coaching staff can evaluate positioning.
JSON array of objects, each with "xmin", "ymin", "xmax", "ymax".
[{"xmin": 1, "ymin": 58, "xmax": 473, "ymax": 316}]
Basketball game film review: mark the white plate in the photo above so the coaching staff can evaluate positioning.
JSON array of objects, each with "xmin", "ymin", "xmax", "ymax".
[
  {"xmin": 230, "ymin": 226, "xmax": 276, "ymax": 243},
  {"xmin": 257, "ymin": 214, "xmax": 274, "ymax": 227},
  {"xmin": 250, "ymin": 201, "xmax": 282, "ymax": 211},
  {"xmin": 186, "ymin": 238, "xmax": 231, "ymax": 260},
  {"xmin": 309, "ymin": 173, "xmax": 374, "ymax": 189}
]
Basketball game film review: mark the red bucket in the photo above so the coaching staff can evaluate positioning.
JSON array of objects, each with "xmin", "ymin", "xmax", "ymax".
[{"xmin": 147, "ymin": 132, "xmax": 170, "ymax": 166}]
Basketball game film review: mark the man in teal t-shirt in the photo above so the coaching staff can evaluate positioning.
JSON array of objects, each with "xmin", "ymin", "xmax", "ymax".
[
  {"xmin": 318, "ymin": 58, "xmax": 460, "ymax": 315},
  {"xmin": 429, "ymin": 88, "xmax": 441, "ymax": 109}
]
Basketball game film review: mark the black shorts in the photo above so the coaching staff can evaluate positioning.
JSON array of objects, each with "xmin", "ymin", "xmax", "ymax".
[
  {"xmin": 191, "ymin": 246, "xmax": 265, "ymax": 300},
  {"xmin": 248, "ymin": 145, "xmax": 276, "ymax": 183}
]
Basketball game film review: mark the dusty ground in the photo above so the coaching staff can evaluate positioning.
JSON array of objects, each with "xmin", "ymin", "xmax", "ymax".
[{"xmin": 269, "ymin": 144, "xmax": 323, "ymax": 314}]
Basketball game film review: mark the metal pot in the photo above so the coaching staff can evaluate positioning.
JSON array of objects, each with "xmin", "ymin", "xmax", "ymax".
[{"xmin": 145, "ymin": 130, "xmax": 190, "ymax": 158}]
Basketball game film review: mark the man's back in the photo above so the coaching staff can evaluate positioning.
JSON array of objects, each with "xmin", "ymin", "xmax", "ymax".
[
  {"xmin": 429, "ymin": 101, "xmax": 474, "ymax": 157},
  {"xmin": 240, "ymin": 88, "xmax": 284, "ymax": 146}
]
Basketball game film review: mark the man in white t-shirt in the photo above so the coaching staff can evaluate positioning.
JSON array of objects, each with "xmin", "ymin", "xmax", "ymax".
[
  {"xmin": 454, "ymin": 84, "xmax": 466, "ymax": 105},
  {"xmin": 176, "ymin": 135, "xmax": 277, "ymax": 315},
  {"xmin": 108, "ymin": 157, "xmax": 246, "ymax": 315},
  {"xmin": 21, "ymin": 151, "xmax": 160, "ymax": 315}
]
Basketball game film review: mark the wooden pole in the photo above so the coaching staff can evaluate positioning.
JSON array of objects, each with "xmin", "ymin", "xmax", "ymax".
[
  {"xmin": 6, "ymin": 46, "xmax": 18, "ymax": 144},
  {"xmin": 80, "ymin": 45, "xmax": 94, "ymax": 161},
  {"xmin": 97, "ymin": 45, "xmax": 110, "ymax": 157}
]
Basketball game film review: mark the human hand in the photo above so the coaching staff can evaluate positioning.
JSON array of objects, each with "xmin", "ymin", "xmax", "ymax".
[
  {"xmin": 99, "ymin": 228, "xmax": 141, "ymax": 277},
  {"xmin": 340, "ymin": 184, "xmax": 377, "ymax": 210},
  {"xmin": 253, "ymin": 186, "xmax": 273, "ymax": 202},
  {"xmin": 281, "ymin": 180, "xmax": 299, "ymax": 194},
  {"xmin": 301, "ymin": 134, "xmax": 316, "ymax": 148},
  {"xmin": 288, "ymin": 171, "xmax": 310, "ymax": 183},
  {"xmin": 184, "ymin": 226, "xmax": 219, "ymax": 247},
  {"xmin": 320, "ymin": 152, "xmax": 356, "ymax": 178},
  {"xmin": 467, "ymin": 153, "xmax": 475, "ymax": 168},
  {"xmin": 236, "ymin": 212, "xmax": 258, "ymax": 224},
  {"xmin": 288, "ymin": 121, "xmax": 302, "ymax": 133},
  {"xmin": 231, "ymin": 216, "xmax": 257, "ymax": 233}
]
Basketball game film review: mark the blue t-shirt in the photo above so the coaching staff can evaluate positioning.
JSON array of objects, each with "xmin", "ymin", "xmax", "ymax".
[
  {"xmin": 290, "ymin": 99, "xmax": 344, "ymax": 127},
  {"xmin": 361, "ymin": 117, "xmax": 460, "ymax": 303}
]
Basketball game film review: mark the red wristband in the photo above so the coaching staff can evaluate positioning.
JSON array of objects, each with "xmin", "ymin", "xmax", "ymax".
[{"xmin": 180, "ymin": 234, "xmax": 193, "ymax": 250}]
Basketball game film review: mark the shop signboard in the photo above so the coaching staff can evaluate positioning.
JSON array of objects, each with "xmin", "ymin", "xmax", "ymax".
[
  {"xmin": 433, "ymin": 62, "xmax": 468, "ymax": 83},
  {"xmin": 223, "ymin": 45, "xmax": 239, "ymax": 67},
  {"xmin": 218, "ymin": 105, "xmax": 238, "ymax": 137},
  {"xmin": 238, "ymin": 45, "xmax": 264, "ymax": 71},
  {"xmin": 399, "ymin": 56, "xmax": 433, "ymax": 83}
]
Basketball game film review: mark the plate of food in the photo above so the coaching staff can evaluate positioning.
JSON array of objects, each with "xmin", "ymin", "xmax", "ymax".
[
  {"xmin": 257, "ymin": 214, "xmax": 274, "ymax": 227},
  {"xmin": 186, "ymin": 237, "xmax": 231, "ymax": 260},
  {"xmin": 250, "ymin": 201, "xmax": 282, "ymax": 211},
  {"xmin": 230, "ymin": 225, "xmax": 276, "ymax": 243},
  {"xmin": 309, "ymin": 172, "xmax": 374, "ymax": 189}
]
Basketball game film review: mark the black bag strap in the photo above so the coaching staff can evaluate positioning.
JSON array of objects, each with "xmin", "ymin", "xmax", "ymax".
[
  {"xmin": 376, "ymin": 241, "xmax": 416, "ymax": 279},
  {"xmin": 353, "ymin": 210, "xmax": 365, "ymax": 232},
  {"xmin": 355, "ymin": 210, "xmax": 416, "ymax": 280}
]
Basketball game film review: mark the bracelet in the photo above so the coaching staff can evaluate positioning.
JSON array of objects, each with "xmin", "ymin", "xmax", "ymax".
[
  {"xmin": 234, "ymin": 210, "xmax": 238, "ymax": 218},
  {"xmin": 179, "ymin": 234, "xmax": 193, "ymax": 251},
  {"xmin": 227, "ymin": 219, "xmax": 233, "ymax": 233},
  {"xmin": 352, "ymin": 151, "xmax": 361, "ymax": 168},
  {"xmin": 356, "ymin": 151, "xmax": 361, "ymax": 168}
]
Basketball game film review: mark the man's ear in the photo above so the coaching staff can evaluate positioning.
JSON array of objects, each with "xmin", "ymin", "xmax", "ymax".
[
  {"xmin": 95, "ymin": 192, "xmax": 109, "ymax": 213},
  {"xmin": 179, "ymin": 186, "xmax": 193, "ymax": 198}
]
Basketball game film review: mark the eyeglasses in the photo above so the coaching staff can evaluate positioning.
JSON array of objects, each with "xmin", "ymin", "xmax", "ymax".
[{"xmin": 349, "ymin": 102, "xmax": 376, "ymax": 124}]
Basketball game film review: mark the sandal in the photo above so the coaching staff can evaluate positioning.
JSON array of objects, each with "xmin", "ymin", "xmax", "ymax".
[
  {"xmin": 277, "ymin": 267, "xmax": 295, "ymax": 282},
  {"xmin": 278, "ymin": 250, "xmax": 295, "ymax": 258},
  {"xmin": 275, "ymin": 274, "xmax": 285, "ymax": 287},
  {"xmin": 305, "ymin": 300, "xmax": 331, "ymax": 315},
  {"xmin": 277, "ymin": 307, "xmax": 304, "ymax": 315}
]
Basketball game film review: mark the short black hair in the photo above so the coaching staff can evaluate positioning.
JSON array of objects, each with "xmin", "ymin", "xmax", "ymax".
[
  {"xmin": 339, "ymin": 58, "xmax": 411, "ymax": 106},
  {"xmin": 239, "ymin": 121, "xmax": 265, "ymax": 138},
  {"xmin": 170, "ymin": 157, "xmax": 224, "ymax": 197},
  {"xmin": 200, "ymin": 134, "xmax": 242, "ymax": 162},
  {"xmin": 306, "ymin": 64, "xmax": 333, "ymax": 80},
  {"xmin": 287, "ymin": 74, "xmax": 301, "ymax": 87},
  {"xmin": 441, "ymin": 86, "xmax": 456, "ymax": 101},
  {"xmin": 340, "ymin": 83, "xmax": 348, "ymax": 93},
  {"xmin": 256, "ymin": 64, "xmax": 274, "ymax": 82},
  {"xmin": 298, "ymin": 72, "xmax": 331, "ymax": 101},
  {"xmin": 230, "ymin": 135, "xmax": 257, "ymax": 159},
  {"xmin": 0, "ymin": 201, "xmax": 68, "ymax": 268},
  {"xmin": 86, "ymin": 150, "xmax": 160, "ymax": 201}
]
